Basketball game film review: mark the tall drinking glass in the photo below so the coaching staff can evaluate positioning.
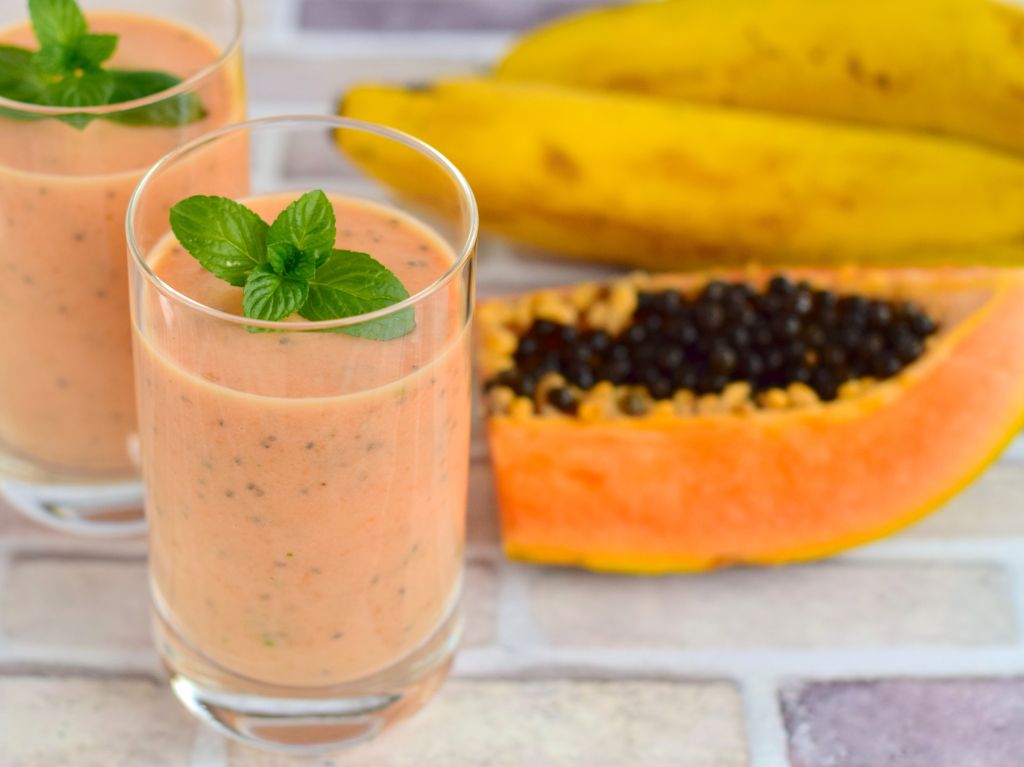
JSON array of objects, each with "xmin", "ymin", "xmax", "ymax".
[
  {"xmin": 0, "ymin": 0, "xmax": 245, "ymax": 534},
  {"xmin": 128, "ymin": 117, "xmax": 477, "ymax": 752}
]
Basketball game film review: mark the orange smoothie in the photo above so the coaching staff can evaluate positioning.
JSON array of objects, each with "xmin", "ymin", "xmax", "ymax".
[
  {"xmin": 134, "ymin": 194, "xmax": 471, "ymax": 687},
  {"xmin": 0, "ymin": 12, "xmax": 245, "ymax": 475}
]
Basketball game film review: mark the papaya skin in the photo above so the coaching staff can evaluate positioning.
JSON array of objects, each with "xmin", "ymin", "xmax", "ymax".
[
  {"xmin": 483, "ymin": 269, "xmax": 1024, "ymax": 573},
  {"xmin": 497, "ymin": 0, "xmax": 1024, "ymax": 156},
  {"xmin": 339, "ymin": 79, "xmax": 1024, "ymax": 270}
]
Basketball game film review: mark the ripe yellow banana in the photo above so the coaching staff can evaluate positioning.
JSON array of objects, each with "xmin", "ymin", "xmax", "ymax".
[
  {"xmin": 340, "ymin": 79, "xmax": 1024, "ymax": 269},
  {"xmin": 496, "ymin": 0, "xmax": 1024, "ymax": 155}
]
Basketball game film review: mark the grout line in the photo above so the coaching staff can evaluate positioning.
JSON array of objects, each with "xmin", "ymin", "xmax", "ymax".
[
  {"xmin": 451, "ymin": 644, "xmax": 1024, "ymax": 681},
  {"xmin": 268, "ymin": 0, "xmax": 302, "ymax": 43},
  {"xmin": 840, "ymin": 538, "xmax": 1024, "ymax": 563},
  {"xmin": 742, "ymin": 676, "xmax": 791, "ymax": 767},
  {"xmin": 188, "ymin": 726, "xmax": 228, "ymax": 767},
  {"xmin": 1005, "ymin": 554, "xmax": 1024, "ymax": 646},
  {"xmin": 244, "ymin": 31, "xmax": 510, "ymax": 60},
  {"xmin": 250, "ymin": 129, "xmax": 290, "ymax": 194},
  {"xmin": 0, "ymin": 643, "xmax": 162, "ymax": 676},
  {"xmin": 0, "ymin": 549, "xmax": 11, "ymax": 646}
]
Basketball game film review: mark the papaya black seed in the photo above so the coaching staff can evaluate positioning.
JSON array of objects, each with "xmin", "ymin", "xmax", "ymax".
[
  {"xmin": 547, "ymin": 387, "xmax": 578, "ymax": 414},
  {"xmin": 486, "ymin": 274, "xmax": 940, "ymax": 416}
]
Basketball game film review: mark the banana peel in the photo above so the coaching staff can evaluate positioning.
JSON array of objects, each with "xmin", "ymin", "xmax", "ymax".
[
  {"xmin": 497, "ymin": 0, "xmax": 1024, "ymax": 156},
  {"xmin": 339, "ymin": 78, "xmax": 1024, "ymax": 269}
]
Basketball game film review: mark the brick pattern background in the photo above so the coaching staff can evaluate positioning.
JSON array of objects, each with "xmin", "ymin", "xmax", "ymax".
[{"xmin": 3, "ymin": 1, "xmax": 1024, "ymax": 765}]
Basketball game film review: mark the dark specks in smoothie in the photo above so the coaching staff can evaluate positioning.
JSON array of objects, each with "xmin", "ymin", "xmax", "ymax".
[
  {"xmin": 278, "ymin": 336, "xmax": 290, "ymax": 346},
  {"xmin": 397, "ymin": 586, "xmax": 406, "ymax": 597},
  {"xmin": 305, "ymin": 441, "xmax": 315, "ymax": 450},
  {"xmin": 96, "ymin": 289, "xmax": 108, "ymax": 299},
  {"xmin": 248, "ymin": 514, "xmax": 264, "ymax": 524},
  {"xmin": 259, "ymin": 593, "xmax": 271, "ymax": 601},
  {"xmin": 218, "ymin": 418, "xmax": 226, "ymax": 427},
  {"xmin": 233, "ymin": 455, "xmax": 242, "ymax": 466},
  {"xmin": 370, "ymin": 575, "xmax": 380, "ymax": 586},
  {"xmin": 246, "ymin": 482, "xmax": 265, "ymax": 497},
  {"xmin": 388, "ymin": 217, "xmax": 400, "ymax": 227},
  {"xmin": 395, "ymin": 387, "xmax": 408, "ymax": 403},
  {"xmin": 55, "ymin": 378, "xmax": 69, "ymax": 390},
  {"xmin": 260, "ymin": 435, "xmax": 277, "ymax": 449},
  {"xmin": 366, "ymin": 440, "xmax": 384, "ymax": 453},
  {"xmin": 286, "ymin": 552, "xmax": 295, "ymax": 558},
  {"xmin": 310, "ymin": 567, "xmax": 322, "ymax": 575},
  {"xmin": 405, "ymin": 259, "xmax": 428, "ymax": 268},
  {"xmin": 224, "ymin": 489, "xmax": 235, "ymax": 499},
  {"xmin": 72, "ymin": 232, "xmax": 86, "ymax": 243},
  {"xmin": 37, "ymin": 187, "xmax": 47, "ymax": 196},
  {"xmin": 341, "ymin": 228, "xmax": 353, "ymax": 237},
  {"xmin": 331, "ymin": 631, "xmax": 344, "ymax": 640},
  {"xmin": 200, "ymin": 458, "xmax": 213, "ymax": 470},
  {"xmin": 418, "ymin": 243, "xmax": 429, "ymax": 252},
  {"xmin": 21, "ymin": 275, "xmax": 34, "ymax": 285},
  {"xmin": 274, "ymin": 560, "xmax": 288, "ymax": 568},
  {"xmin": 180, "ymin": 395, "xmax": 193, "ymax": 405},
  {"xmin": 106, "ymin": 189, "xmax": 117, "ymax": 200}
]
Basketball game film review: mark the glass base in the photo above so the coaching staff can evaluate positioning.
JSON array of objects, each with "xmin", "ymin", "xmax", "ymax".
[
  {"xmin": 155, "ymin": 601, "xmax": 462, "ymax": 754},
  {"xmin": 0, "ymin": 442, "xmax": 144, "ymax": 537}
]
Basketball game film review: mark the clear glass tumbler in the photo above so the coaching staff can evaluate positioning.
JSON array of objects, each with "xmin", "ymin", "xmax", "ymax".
[
  {"xmin": 128, "ymin": 116, "xmax": 478, "ymax": 753},
  {"xmin": 0, "ymin": 0, "xmax": 245, "ymax": 535}
]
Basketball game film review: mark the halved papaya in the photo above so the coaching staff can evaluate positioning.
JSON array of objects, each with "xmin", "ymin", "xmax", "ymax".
[{"xmin": 480, "ymin": 268, "xmax": 1024, "ymax": 572}]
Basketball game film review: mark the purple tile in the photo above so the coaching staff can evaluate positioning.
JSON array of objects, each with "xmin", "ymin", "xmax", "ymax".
[
  {"xmin": 782, "ymin": 679, "xmax": 1024, "ymax": 767},
  {"xmin": 299, "ymin": 0, "xmax": 607, "ymax": 32}
]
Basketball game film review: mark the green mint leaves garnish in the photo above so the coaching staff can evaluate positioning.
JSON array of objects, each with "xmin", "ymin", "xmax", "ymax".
[
  {"xmin": 169, "ymin": 190, "xmax": 416, "ymax": 341},
  {"xmin": 0, "ymin": 0, "xmax": 206, "ymax": 129}
]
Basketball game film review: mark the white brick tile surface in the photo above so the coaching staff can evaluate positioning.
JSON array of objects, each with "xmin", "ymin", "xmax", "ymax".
[
  {"xmin": 0, "ymin": 675, "xmax": 195, "ymax": 767},
  {"xmin": 227, "ymin": 679, "xmax": 747, "ymax": 767},
  {"xmin": 1, "ymin": 555, "xmax": 151, "ymax": 650},
  {"xmin": 525, "ymin": 562, "xmax": 1016, "ymax": 648}
]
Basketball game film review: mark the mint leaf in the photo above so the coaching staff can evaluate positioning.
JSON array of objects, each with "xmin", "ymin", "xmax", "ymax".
[
  {"xmin": 42, "ymin": 70, "xmax": 113, "ymax": 128},
  {"xmin": 43, "ymin": 70, "xmax": 113, "ymax": 107},
  {"xmin": 267, "ymin": 242, "xmax": 317, "ymax": 281},
  {"xmin": 170, "ymin": 196, "xmax": 269, "ymax": 287},
  {"xmin": 105, "ymin": 70, "xmax": 206, "ymax": 127},
  {"xmin": 29, "ymin": 0, "xmax": 87, "ymax": 51},
  {"xmin": 72, "ymin": 32, "xmax": 117, "ymax": 69},
  {"xmin": 0, "ymin": 0, "xmax": 206, "ymax": 129},
  {"xmin": 0, "ymin": 45, "xmax": 46, "ymax": 103},
  {"xmin": 168, "ymin": 191, "xmax": 415, "ymax": 340},
  {"xmin": 243, "ymin": 263, "xmax": 309, "ymax": 322},
  {"xmin": 267, "ymin": 190, "xmax": 336, "ymax": 268},
  {"xmin": 301, "ymin": 249, "xmax": 415, "ymax": 340}
]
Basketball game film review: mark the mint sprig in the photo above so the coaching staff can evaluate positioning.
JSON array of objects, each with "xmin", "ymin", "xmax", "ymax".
[
  {"xmin": 169, "ymin": 190, "xmax": 416, "ymax": 341},
  {"xmin": 0, "ymin": 0, "xmax": 206, "ymax": 129}
]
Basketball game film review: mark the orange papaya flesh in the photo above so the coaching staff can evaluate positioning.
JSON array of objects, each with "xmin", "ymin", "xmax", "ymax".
[{"xmin": 482, "ymin": 269, "xmax": 1024, "ymax": 573}]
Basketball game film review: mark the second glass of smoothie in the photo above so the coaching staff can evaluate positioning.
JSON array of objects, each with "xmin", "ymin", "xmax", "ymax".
[
  {"xmin": 0, "ymin": 0, "xmax": 245, "ymax": 534},
  {"xmin": 128, "ymin": 117, "xmax": 477, "ymax": 752}
]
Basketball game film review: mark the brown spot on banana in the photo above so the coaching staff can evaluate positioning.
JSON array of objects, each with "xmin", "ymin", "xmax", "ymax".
[{"xmin": 543, "ymin": 145, "xmax": 582, "ymax": 183}]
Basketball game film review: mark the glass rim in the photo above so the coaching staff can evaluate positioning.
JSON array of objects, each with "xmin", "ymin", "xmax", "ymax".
[
  {"xmin": 0, "ymin": 0, "xmax": 244, "ymax": 117},
  {"xmin": 126, "ymin": 114, "xmax": 480, "ymax": 332}
]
